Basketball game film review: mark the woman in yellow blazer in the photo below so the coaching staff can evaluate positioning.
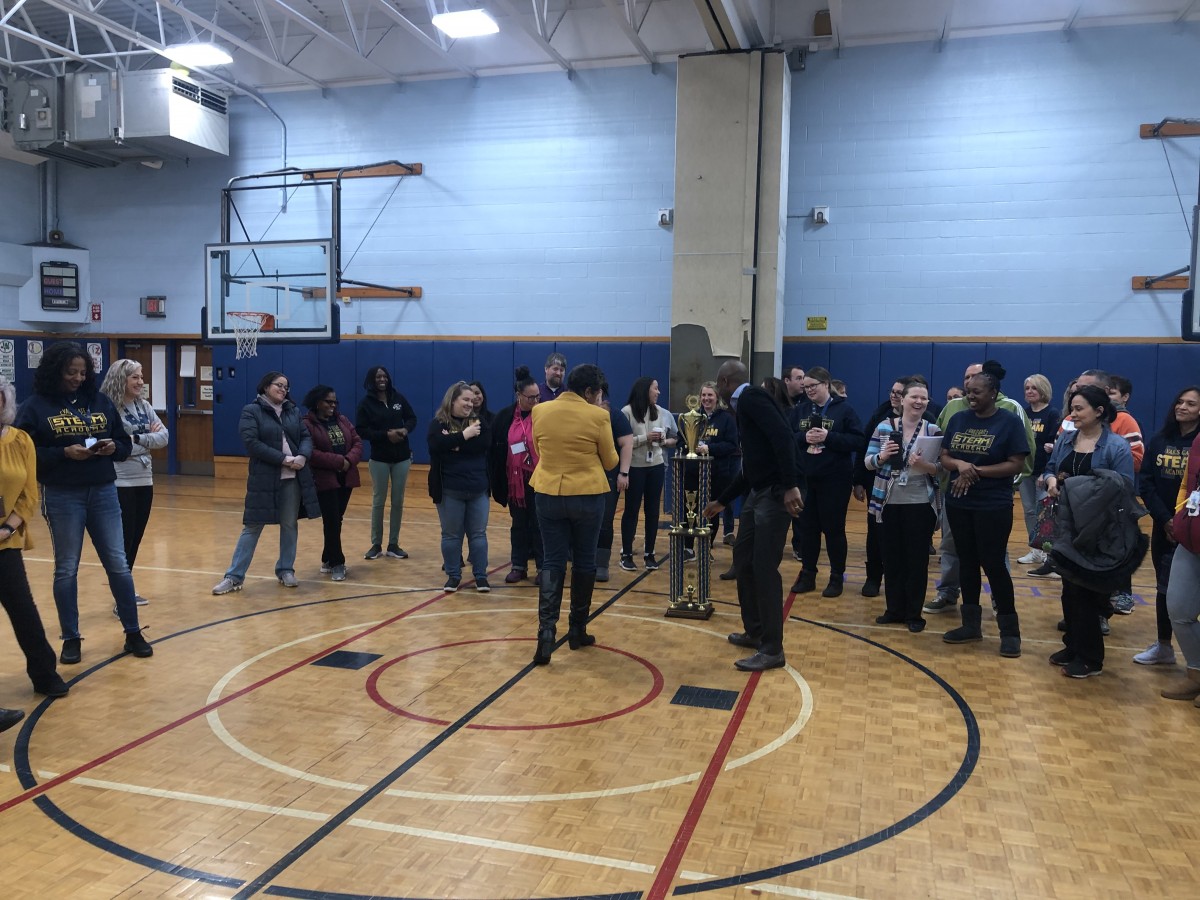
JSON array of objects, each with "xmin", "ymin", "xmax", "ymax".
[
  {"xmin": 0, "ymin": 379, "xmax": 70, "ymax": 732},
  {"xmin": 529, "ymin": 364, "xmax": 619, "ymax": 664}
]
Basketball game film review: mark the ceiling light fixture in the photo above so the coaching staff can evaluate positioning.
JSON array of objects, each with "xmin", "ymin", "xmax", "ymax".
[
  {"xmin": 432, "ymin": 9, "xmax": 500, "ymax": 39},
  {"xmin": 162, "ymin": 42, "xmax": 233, "ymax": 67}
]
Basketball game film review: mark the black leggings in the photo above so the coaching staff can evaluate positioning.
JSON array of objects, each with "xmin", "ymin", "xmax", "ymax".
[
  {"xmin": 946, "ymin": 503, "xmax": 1015, "ymax": 615},
  {"xmin": 1151, "ymin": 523, "xmax": 1175, "ymax": 643},
  {"xmin": 621, "ymin": 464, "xmax": 665, "ymax": 555},
  {"xmin": 117, "ymin": 484, "xmax": 154, "ymax": 569},
  {"xmin": 317, "ymin": 487, "xmax": 353, "ymax": 567}
]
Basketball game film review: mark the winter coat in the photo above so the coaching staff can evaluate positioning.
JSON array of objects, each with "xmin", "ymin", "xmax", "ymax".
[
  {"xmin": 1049, "ymin": 467, "xmax": 1149, "ymax": 593},
  {"xmin": 239, "ymin": 396, "xmax": 321, "ymax": 526},
  {"xmin": 302, "ymin": 411, "xmax": 364, "ymax": 493}
]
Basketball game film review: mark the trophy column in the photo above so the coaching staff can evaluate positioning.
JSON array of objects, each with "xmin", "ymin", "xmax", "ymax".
[{"xmin": 667, "ymin": 397, "xmax": 714, "ymax": 620}]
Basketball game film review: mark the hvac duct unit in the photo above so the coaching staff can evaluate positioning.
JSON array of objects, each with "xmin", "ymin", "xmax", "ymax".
[{"xmin": 3, "ymin": 70, "xmax": 228, "ymax": 167}]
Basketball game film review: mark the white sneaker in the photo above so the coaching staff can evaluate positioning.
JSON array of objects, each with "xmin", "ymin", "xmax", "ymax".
[
  {"xmin": 1017, "ymin": 549, "xmax": 1046, "ymax": 565},
  {"xmin": 1132, "ymin": 641, "xmax": 1176, "ymax": 666}
]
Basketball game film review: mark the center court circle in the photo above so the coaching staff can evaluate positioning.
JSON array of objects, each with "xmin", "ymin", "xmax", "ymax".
[{"xmin": 364, "ymin": 637, "xmax": 666, "ymax": 730}]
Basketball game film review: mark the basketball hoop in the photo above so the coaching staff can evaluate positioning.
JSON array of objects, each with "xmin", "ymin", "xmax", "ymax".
[{"xmin": 228, "ymin": 311, "xmax": 275, "ymax": 359}]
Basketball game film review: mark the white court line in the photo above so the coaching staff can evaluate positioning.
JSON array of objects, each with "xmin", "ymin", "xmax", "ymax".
[
  {"xmin": 1, "ymin": 765, "xmax": 864, "ymax": 892},
  {"xmin": 679, "ymin": 871, "xmax": 865, "ymax": 900},
  {"xmin": 202, "ymin": 610, "xmax": 814, "ymax": 803},
  {"xmin": 350, "ymin": 817, "xmax": 658, "ymax": 874}
]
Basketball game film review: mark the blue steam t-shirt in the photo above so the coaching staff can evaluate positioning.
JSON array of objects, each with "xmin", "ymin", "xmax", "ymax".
[{"xmin": 943, "ymin": 408, "xmax": 1029, "ymax": 510}]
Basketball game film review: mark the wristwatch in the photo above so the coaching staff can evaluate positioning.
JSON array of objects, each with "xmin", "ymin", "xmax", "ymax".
[
  {"xmin": 0, "ymin": 524, "xmax": 14, "ymax": 540},
  {"xmin": 619, "ymin": 471, "xmax": 629, "ymax": 477}
]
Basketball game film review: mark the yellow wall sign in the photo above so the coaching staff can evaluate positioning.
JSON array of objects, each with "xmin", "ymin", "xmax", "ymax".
[{"xmin": 806, "ymin": 316, "xmax": 828, "ymax": 331}]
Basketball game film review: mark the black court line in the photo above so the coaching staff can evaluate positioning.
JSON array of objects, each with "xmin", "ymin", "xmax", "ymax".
[
  {"xmin": 672, "ymin": 612, "xmax": 981, "ymax": 894},
  {"xmin": 229, "ymin": 566, "xmax": 659, "ymax": 898},
  {"xmin": 263, "ymin": 884, "xmax": 644, "ymax": 900}
]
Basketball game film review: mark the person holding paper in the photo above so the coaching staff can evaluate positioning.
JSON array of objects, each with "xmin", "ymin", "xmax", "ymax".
[
  {"xmin": 864, "ymin": 379, "xmax": 943, "ymax": 632},
  {"xmin": 15, "ymin": 342, "xmax": 153, "ymax": 664}
]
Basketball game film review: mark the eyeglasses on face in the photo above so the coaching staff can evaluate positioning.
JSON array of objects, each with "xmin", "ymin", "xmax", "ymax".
[
  {"xmin": 801, "ymin": 382, "xmax": 822, "ymax": 391},
  {"xmin": 270, "ymin": 381, "xmax": 289, "ymax": 390},
  {"xmin": 520, "ymin": 392, "xmax": 540, "ymax": 401}
]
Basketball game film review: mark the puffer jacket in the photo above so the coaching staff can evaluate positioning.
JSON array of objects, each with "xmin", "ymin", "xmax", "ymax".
[
  {"xmin": 239, "ymin": 396, "xmax": 321, "ymax": 526},
  {"xmin": 1049, "ymin": 468, "xmax": 1148, "ymax": 593}
]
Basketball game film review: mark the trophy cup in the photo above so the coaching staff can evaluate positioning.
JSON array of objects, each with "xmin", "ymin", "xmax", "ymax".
[{"xmin": 667, "ymin": 395, "xmax": 714, "ymax": 620}]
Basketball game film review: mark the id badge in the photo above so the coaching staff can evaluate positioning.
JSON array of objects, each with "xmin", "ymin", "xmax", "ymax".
[
  {"xmin": 896, "ymin": 470, "xmax": 909, "ymax": 487},
  {"xmin": 510, "ymin": 441, "xmax": 526, "ymax": 455}
]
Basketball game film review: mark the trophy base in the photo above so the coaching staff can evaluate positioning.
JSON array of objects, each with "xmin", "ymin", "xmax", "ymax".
[{"xmin": 665, "ymin": 603, "xmax": 714, "ymax": 620}]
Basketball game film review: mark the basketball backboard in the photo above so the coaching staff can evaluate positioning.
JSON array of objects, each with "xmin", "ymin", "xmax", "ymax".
[{"xmin": 202, "ymin": 239, "xmax": 339, "ymax": 344}]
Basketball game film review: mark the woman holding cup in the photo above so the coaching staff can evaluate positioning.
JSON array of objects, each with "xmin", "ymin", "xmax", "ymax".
[{"xmin": 619, "ymin": 377, "xmax": 676, "ymax": 571}]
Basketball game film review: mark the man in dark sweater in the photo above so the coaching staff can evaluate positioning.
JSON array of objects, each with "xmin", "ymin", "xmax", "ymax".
[{"xmin": 703, "ymin": 360, "xmax": 804, "ymax": 672}]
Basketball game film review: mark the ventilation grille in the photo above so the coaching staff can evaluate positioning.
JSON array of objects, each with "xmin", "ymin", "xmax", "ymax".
[{"xmin": 172, "ymin": 77, "xmax": 228, "ymax": 116}]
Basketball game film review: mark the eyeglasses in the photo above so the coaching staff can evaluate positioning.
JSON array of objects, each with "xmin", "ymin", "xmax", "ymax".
[
  {"xmin": 890, "ymin": 389, "xmax": 903, "ymax": 397},
  {"xmin": 520, "ymin": 392, "xmax": 540, "ymax": 401},
  {"xmin": 800, "ymin": 382, "xmax": 822, "ymax": 392},
  {"xmin": 270, "ymin": 381, "xmax": 289, "ymax": 390},
  {"xmin": 321, "ymin": 398, "xmax": 338, "ymax": 405}
]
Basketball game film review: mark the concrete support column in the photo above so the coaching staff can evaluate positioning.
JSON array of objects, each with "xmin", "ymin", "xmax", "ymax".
[{"xmin": 669, "ymin": 49, "xmax": 790, "ymax": 401}]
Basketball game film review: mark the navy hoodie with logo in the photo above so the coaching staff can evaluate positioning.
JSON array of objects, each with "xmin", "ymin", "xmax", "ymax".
[{"xmin": 16, "ymin": 389, "xmax": 132, "ymax": 486}]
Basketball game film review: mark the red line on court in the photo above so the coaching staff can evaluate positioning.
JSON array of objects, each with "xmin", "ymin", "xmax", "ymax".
[
  {"xmin": 644, "ymin": 591, "xmax": 798, "ymax": 900},
  {"xmin": 0, "ymin": 580, "xmax": 482, "ymax": 816}
]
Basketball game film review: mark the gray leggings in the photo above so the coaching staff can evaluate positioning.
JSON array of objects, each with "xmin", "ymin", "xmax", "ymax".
[
  {"xmin": 1166, "ymin": 545, "xmax": 1200, "ymax": 669},
  {"xmin": 369, "ymin": 458, "xmax": 412, "ymax": 546}
]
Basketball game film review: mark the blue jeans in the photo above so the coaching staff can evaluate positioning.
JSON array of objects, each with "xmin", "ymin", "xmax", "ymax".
[
  {"xmin": 438, "ymin": 489, "xmax": 489, "ymax": 579},
  {"xmin": 225, "ymin": 478, "xmax": 299, "ymax": 581},
  {"xmin": 42, "ymin": 482, "xmax": 141, "ymax": 638},
  {"xmin": 537, "ymin": 493, "xmax": 606, "ymax": 577},
  {"xmin": 369, "ymin": 458, "xmax": 412, "ymax": 547}
]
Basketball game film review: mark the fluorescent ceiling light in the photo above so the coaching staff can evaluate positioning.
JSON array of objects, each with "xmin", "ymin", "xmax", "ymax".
[
  {"xmin": 432, "ymin": 9, "xmax": 500, "ymax": 39},
  {"xmin": 162, "ymin": 43, "xmax": 233, "ymax": 67}
]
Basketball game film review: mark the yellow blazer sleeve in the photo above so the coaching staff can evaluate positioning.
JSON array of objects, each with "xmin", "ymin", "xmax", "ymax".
[{"xmin": 2, "ymin": 429, "xmax": 39, "ymax": 550}]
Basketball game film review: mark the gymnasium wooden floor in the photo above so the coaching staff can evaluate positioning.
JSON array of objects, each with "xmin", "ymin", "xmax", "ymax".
[{"xmin": 0, "ymin": 473, "xmax": 1195, "ymax": 900}]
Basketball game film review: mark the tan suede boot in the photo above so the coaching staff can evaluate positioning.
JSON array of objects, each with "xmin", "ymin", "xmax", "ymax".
[{"xmin": 1160, "ymin": 667, "xmax": 1200, "ymax": 701}]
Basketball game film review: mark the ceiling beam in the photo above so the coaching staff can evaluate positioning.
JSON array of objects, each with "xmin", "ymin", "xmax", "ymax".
[
  {"xmin": 148, "ymin": 0, "xmax": 328, "ymax": 89},
  {"xmin": 599, "ymin": 0, "xmax": 655, "ymax": 64},
  {"xmin": 257, "ymin": 0, "xmax": 404, "ymax": 83},
  {"xmin": 369, "ymin": 0, "xmax": 479, "ymax": 78},
  {"xmin": 489, "ymin": 0, "xmax": 574, "ymax": 75}
]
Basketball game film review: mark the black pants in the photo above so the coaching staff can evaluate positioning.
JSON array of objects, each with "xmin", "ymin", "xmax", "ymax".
[
  {"xmin": 0, "ymin": 549, "xmax": 59, "ymax": 689},
  {"xmin": 116, "ymin": 484, "xmax": 154, "ymax": 569},
  {"xmin": 1061, "ymin": 579, "xmax": 1108, "ymax": 668},
  {"xmin": 946, "ymin": 504, "xmax": 1015, "ymax": 614},
  {"xmin": 881, "ymin": 503, "xmax": 937, "ymax": 622},
  {"xmin": 599, "ymin": 472, "xmax": 619, "ymax": 551},
  {"xmin": 1151, "ymin": 523, "xmax": 1174, "ymax": 643},
  {"xmin": 864, "ymin": 513, "xmax": 884, "ymax": 583},
  {"xmin": 733, "ymin": 486, "xmax": 792, "ymax": 656},
  {"xmin": 508, "ymin": 487, "xmax": 542, "ymax": 572},
  {"xmin": 621, "ymin": 464, "xmax": 665, "ymax": 556},
  {"xmin": 317, "ymin": 487, "xmax": 353, "ymax": 567},
  {"xmin": 800, "ymin": 473, "xmax": 852, "ymax": 577}
]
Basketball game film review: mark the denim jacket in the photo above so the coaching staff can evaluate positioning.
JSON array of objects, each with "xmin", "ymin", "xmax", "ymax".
[{"xmin": 1043, "ymin": 426, "xmax": 1135, "ymax": 487}]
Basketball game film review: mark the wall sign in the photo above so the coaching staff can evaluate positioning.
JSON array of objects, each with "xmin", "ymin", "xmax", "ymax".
[{"xmin": 40, "ymin": 261, "xmax": 80, "ymax": 311}]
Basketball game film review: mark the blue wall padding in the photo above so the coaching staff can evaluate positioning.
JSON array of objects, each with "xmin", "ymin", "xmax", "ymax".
[{"xmin": 206, "ymin": 339, "xmax": 1195, "ymax": 463}]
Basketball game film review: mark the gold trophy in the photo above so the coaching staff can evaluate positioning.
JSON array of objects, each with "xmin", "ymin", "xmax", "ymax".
[
  {"xmin": 685, "ymin": 491, "xmax": 699, "ymax": 535},
  {"xmin": 678, "ymin": 394, "xmax": 708, "ymax": 459}
]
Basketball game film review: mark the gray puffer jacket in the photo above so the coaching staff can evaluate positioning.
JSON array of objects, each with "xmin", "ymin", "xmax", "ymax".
[
  {"xmin": 1050, "ymin": 468, "xmax": 1148, "ymax": 593},
  {"xmin": 239, "ymin": 396, "xmax": 321, "ymax": 526}
]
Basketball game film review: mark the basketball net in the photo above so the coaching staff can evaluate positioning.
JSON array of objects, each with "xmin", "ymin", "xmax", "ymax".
[{"xmin": 228, "ymin": 311, "xmax": 274, "ymax": 359}]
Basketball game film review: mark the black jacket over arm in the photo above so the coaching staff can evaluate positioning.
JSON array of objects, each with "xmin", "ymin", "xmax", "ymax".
[{"xmin": 717, "ymin": 386, "xmax": 801, "ymax": 505}]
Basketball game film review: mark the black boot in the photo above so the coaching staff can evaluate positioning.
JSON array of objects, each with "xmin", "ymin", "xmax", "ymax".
[
  {"xmin": 533, "ymin": 570, "xmax": 565, "ymax": 665},
  {"xmin": 567, "ymin": 570, "xmax": 597, "ymax": 650},
  {"xmin": 943, "ymin": 604, "xmax": 983, "ymax": 643},
  {"xmin": 996, "ymin": 613, "xmax": 1021, "ymax": 658}
]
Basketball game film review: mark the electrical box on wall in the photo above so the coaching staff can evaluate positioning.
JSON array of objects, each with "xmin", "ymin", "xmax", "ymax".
[{"xmin": 18, "ymin": 246, "xmax": 91, "ymax": 324}]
